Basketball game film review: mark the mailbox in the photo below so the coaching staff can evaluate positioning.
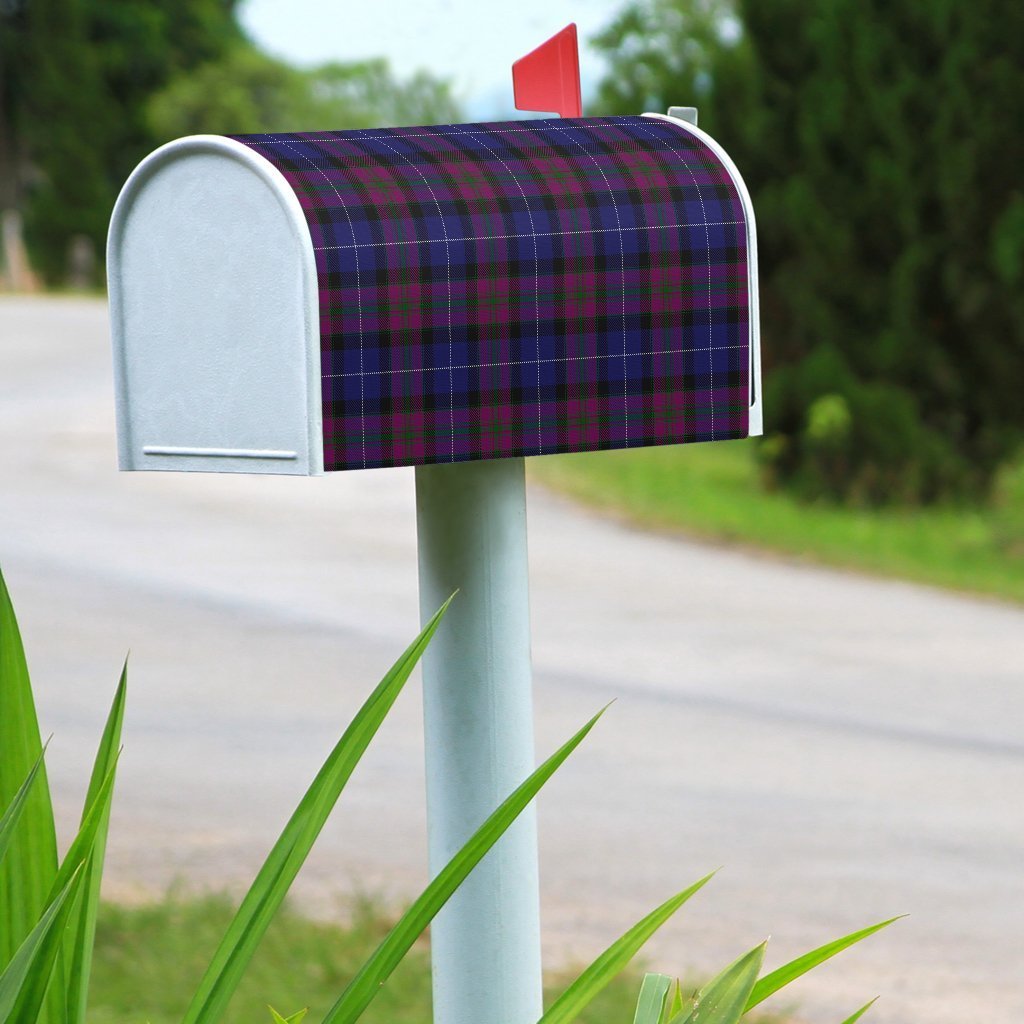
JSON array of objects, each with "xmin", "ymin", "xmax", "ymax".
[
  {"xmin": 108, "ymin": 112, "xmax": 760, "ymax": 476},
  {"xmin": 106, "ymin": 48, "xmax": 766, "ymax": 1024}
]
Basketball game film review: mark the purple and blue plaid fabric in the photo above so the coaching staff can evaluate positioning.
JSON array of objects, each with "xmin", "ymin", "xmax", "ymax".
[{"xmin": 232, "ymin": 116, "xmax": 751, "ymax": 471}]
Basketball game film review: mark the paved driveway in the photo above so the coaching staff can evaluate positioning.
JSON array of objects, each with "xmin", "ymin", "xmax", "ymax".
[{"xmin": 1, "ymin": 297, "xmax": 1022, "ymax": 1022}]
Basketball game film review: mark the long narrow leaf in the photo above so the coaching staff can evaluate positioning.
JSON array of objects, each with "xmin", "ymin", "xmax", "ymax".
[
  {"xmin": 0, "ymin": 567, "xmax": 59, "ymax": 1015},
  {"xmin": 66, "ymin": 663, "xmax": 127, "ymax": 1024},
  {"xmin": 321, "ymin": 708, "xmax": 607, "ymax": 1024},
  {"xmin": 0, "ymin": 868, "xmax": 84, "ymax": 1024},
  {"xmin": 745, "ymin": 918, "xmax": 901, "ymax": 1011},
  {"xmin": 539, "ymin": 873, "xmax": 714, "ymax": 1024},
  {"xmin": 671, "ymin": 943, "xmax": 765, "ymax": 1024},
  {"xmin": 666, "ymin": 980, "xmax": 684, "ymax": 1021},
  {"xmin": 0, "ymin": 749, "xmax": 46, "ymax": 869},
  {"xmin": 48, "ymin": 762, "xmax": 119, "ymax": 904},
  {"xmin": 12, "ymin": 762, "xmax": 119, "ymax": 1021},
  {"xmin": 633, "ymin": 974, "xmax": 671, "ymax": 1024},
  {"xmin": 839, "ymin": 998, "xmax": 878, "ymax": 1024},
  {"xmin": 182, "ymin": 598, "xmax": 453, "ymax": 1024}
]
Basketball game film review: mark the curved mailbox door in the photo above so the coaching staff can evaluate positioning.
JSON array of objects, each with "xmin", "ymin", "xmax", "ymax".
[{"xmin": 108, "ymin": 136, "xmax": 322, "ymax": 475}]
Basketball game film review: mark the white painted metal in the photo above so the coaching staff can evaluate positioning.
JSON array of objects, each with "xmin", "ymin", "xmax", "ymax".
[
  {"xmin": 645, "ymin": 111, "xmax": 763, "ymax": 436},
  {"xmin": 107, "ymin": 135, "xmax": 323, "ymax": 476},
  {"xmin": 415, "ymin": 458, "xmax": 543, "ymax": 1024},
  {"xmin": 666, "ymin": 105, "xmax": 699, "ymax": 125}
]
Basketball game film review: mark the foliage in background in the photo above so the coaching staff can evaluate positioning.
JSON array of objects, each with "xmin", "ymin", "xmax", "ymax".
[
  {"xmin": 87, "ymin": 894, "xmax": 891, "ymax": 1024},
  {"xmin": 533, "ymin": 442, "xmax": 1024, "ymax": 603},
  {"xmin": 0, "ymin": 0, "xmax": 243, "ymax": 283},
  {"xmin": 86, "ymin": 896, "xmax": 436, "ymax": 1024},
  {"xmin": 86, "ymin": 895, "xmax": 652, "ymax": 1024},
  {"xmin": 0, "ymin": 1, "xmax": 462, "ymax": 287},
  {"xmin": 990, "ymin": 452, "xmax": 1024, "ymax": 559},
  {"xmin": 87, "ymin": 886, "xmax": 896, "ymax": 1024},
  {"xmin": 147, "ymin": 47, "xmax": 463, "ymax": 140},
  {"xmin": 594, "ymin": 0, "xmax": 1024, "ymax": 505}
]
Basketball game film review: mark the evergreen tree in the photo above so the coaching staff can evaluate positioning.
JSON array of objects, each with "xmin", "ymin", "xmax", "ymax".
[
  {"xmin": 1, "ymin": 0, "xmax": 242, "ymax": 284},
  {"xmin": 0, "ymin": 1, "xmax": 464, "ymax": 287},
  {"xmin": 594, "ymin": 0, "xmax": 1024, "ymax": 503},
  {"xmin": 146, "ymin": 49, "xmax": 464, "ymax": 140}
]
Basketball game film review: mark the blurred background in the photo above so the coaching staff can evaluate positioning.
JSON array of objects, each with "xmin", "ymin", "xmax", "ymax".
[
  {"xmin": 1, "ymin": 2, "xmax": 1023, "ymax": 1023},
  {"xmin": 3, "ymin": 0, "xmax": 1024, "ymax": 569}
]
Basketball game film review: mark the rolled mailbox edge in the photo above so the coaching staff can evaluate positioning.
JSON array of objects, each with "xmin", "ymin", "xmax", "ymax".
[
  {"xmin": 107, "ymin": 134, "xmax": 324, "ymax": 476},
  {"xmin": 644, "ymin": 111, "xmax": 762, "ymax": 437}
]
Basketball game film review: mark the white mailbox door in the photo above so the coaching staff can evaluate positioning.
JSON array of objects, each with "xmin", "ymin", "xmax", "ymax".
[{"xmin": 108, "ymin": 136, "xmax": 322, "ymax": 475}]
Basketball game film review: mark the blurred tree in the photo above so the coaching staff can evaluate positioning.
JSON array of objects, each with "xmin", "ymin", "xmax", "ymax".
[
  {"xmin": 1, "ymin": 0, "xmax": 242, "ymax": 284},
  {"xmin": 303, "ymin": 60, "xmax": 464, "ymax": 130},
  {"xmin": 147, "ymin": 48, "xmax": 464, "ymax": 139},
  {"xmin": 0, "ymin": 0, "xmax": 28, "ymax": 214},
  {"xmin": 594, "ymin": 0, "xmax": 1024, "ymax": 504},
  {"xmin": 145, "ymin": 45, "xmax": 313, "ymax": 140},
  {"xmin": 0, "ymin": 1, "xmax": 463, "ymax": 287}
]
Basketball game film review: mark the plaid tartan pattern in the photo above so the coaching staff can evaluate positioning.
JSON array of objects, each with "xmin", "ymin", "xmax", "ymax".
[{"xmin": 232, "ymin": 116, "xmax": 751, "ymax": 471}]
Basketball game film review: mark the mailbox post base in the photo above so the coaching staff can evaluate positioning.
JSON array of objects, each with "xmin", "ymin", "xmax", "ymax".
[{"xmin": 415, "ymin": 457, "xmax": 543, "ymax": 1024}]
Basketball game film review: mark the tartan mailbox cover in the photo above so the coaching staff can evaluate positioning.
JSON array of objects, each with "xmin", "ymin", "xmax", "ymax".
[{"xmin": 108, "ymin": 113, "xmax": 760, "ymax": 476}]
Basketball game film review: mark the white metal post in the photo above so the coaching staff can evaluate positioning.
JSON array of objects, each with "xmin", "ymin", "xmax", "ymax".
[{"xmin": 415, "ymin": 457, "xmax": 543, "ymax": 1024}]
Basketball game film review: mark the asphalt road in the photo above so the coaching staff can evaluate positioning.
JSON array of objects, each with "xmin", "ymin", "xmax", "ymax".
[{"xmin": 1, "ymin": 296, "xmax": 1022, "ymax": 1023}]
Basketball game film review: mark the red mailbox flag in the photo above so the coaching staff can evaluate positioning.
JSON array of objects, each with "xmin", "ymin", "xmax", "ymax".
[{"xmin": 512, "ymin": 24, "xmax": 583, "ymax": 118}]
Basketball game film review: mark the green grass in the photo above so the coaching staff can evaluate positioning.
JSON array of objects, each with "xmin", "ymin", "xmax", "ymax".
[
  {"xmin": 530, "ymin": 441, "xmax": 1024, "ymax": 604},
  {"xmin": 88, "ymin": 895, "xmax": 431, "ymax": 1024},
  {"xmin": 86, "ymin": 895, "xmax": 647, "ymax": 1024}
]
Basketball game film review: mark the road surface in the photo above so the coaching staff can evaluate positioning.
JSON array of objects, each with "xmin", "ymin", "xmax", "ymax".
[{"xmin": 1, "ymin": 297, "xmax": 1022, "ymax": 1022}]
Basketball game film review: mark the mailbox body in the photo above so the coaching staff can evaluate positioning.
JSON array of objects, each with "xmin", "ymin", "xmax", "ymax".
[{"xmin": 109, "ymin": 114, "xmax": 760, "ymax": 476}]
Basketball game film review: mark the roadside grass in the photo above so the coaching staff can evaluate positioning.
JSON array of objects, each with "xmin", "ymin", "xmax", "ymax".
[
  {"xmin": 530, "ymin": 441, "xmax": 1024, "ymax": 604},
  {"xmin": 87, "ymin": 895, "xmax": 646, "ymax": 1024},
  {"xmin": 88, "ymin": 894, "xmax": 790, "ymax": 1024}
]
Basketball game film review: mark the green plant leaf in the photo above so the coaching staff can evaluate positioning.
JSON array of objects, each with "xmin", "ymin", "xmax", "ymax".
[
  {"xmin": 321, "ymin": 708, "xmax": 607, "ymax": 1024},
  {"xmin": 0, "ymin": 568, "xmax": 59, "ymax": 1007},
  {"xmin": 633, "ymin": 973, "xmax": 672, "ymax": 1024},
  {"xmin": 12, "ymin": 761, "xmax": 119, "ymax": 1023},
  {"xmin": 268, "ymin": 1008, "xmax": 308, "ymax": 1024},
  {"xmin": 666, "ymin": 980, "xmax": 684, "ymax": 1022},
  {"xmin": 182, "ymin": 597, "xmax": 454, "ymax": 1024},
  {"xmin": 539, "ymin": 873, "xmax": 714, "ymax": 1024},
  {"xmin": 66, "ymin": 662, "xmax": 127, "ymax": 1024},
  {"xmin": 745, "ymin": 918, "xmax": 901, "ymax": 1012},
  {"xmin": 670, "ymin": 943, "xmax": 765, "ymax": 1024},
  {"xmin": 49, "ymin": 762, "xmax": 119, "ymax": 906},
  {"xmin": 0, "ymin": 867, "xmax": 85, "ymax": 1024},
  {"xmin": 0, "ymin": 749, "xmax": 46, "ymax": 870},
  {"xmin": 839, "ymin": 998, "xmax": 878, "ymax": 1023}
]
